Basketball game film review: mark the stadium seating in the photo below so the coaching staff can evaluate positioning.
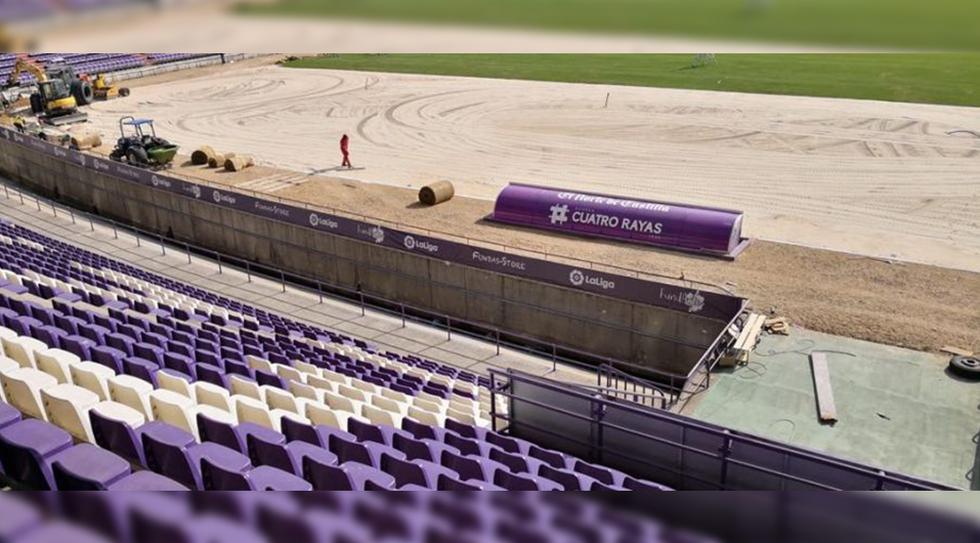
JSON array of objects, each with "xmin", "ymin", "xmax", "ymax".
[
  {"xmin": 0, "ymin": 490, "xmax": 708, "ymax": 543},
  {"xmin": 0, "ymin": 218, "xmax": 672, "ymax": 491},
  {"xmin": 0, "ymin": 53, "xmax": 215, "ymax": 86},
  {"xmin": 0, "ymin": 0, "xmax": 151, "ymax": 24}
]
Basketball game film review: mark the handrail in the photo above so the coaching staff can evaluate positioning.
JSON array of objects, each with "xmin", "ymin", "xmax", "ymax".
[
  {"xmin": 491, "ymin": 368, "xmax": 956, "ymax": 490},
  {"xmin": 598, "ymin": 362, "xmax": 677, "ymax": 409}
]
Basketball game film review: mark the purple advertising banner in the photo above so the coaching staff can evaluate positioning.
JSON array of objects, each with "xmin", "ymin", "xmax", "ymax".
[
  {"xmin": 491, "ymin": 183, "xmax": 746, "ymax": 256},
  {"xmin": 0, "ymin": 126, "xmax": 745, "ymax": 321}
]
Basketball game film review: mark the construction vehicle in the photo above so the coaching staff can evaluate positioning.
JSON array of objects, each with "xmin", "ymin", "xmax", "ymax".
[
  {"xmin": 109, "ymin": 116, "xmax": 178, "ymax": 169},
  {"xmin": 92, "ymin": 74, "xmax": 130, "ymax": 100},
  {"xmin": 5, "ymin": 58, "xmax": 87, "ymax": 126},
  {"xmin": 43, "ymin": 62, "xmax": 94, "ymax": 106}
]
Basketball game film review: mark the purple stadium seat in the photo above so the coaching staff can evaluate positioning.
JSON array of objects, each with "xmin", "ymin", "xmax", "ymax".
[
  {"xmin": 380, "ymin": 451, "xmax": 457, "ymax": 489},
  {"xmin": 303, "ymin": 459, "xmax": 396, "ymax": 491},
  {"xmin": 440, "ymin": 450, "xmax": 506, "ymax": 483},
  {"xmin": 200, "ymin": 448, "xmax": 312, "ymax": 491},
  {"xmin": 51, "ymin": 443, "xmax": 131, "ymax": 490},
  {"xmin": 0, "ymin": 419, "xmax": 74, "ymax": 489},
  {"xmin": 436, "ymin": 473, "xmax": 503, "ymax": 491},
  {"xmin": 107, "ymin": 470, "xmax": 189, "ymax": 490},
  {"xmin": 246, "ymin": 430, "xmax": 338, "ymax": 477},
  {"xmin": 141, "ymin": 421, "xmax": 246, "ymax": 490}
]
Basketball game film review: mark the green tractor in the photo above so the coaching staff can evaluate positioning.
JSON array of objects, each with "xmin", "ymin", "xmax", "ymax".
[{"xmin": 109, "ymin": 116, "xmax": 179, "ymax": 169}]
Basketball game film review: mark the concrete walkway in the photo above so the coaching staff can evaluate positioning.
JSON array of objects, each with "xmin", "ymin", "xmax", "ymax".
[
  {"xmin": 689, "ymin": 327, "xmax": 980, "ymax": 489},
  {"xmin": 0, "ymin": 179, "xmax": 602, "ymax": 390}
]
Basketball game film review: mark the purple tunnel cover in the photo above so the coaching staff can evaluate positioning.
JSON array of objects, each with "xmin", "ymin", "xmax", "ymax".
[{"xmin": 490, "ymin": 184, "xmax": 744, "ymax": 255}]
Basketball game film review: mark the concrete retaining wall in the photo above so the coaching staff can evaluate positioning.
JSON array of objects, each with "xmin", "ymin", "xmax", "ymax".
[{"xmin": 0, "ymin": 138, "xmax": 730, "ymax": 376}]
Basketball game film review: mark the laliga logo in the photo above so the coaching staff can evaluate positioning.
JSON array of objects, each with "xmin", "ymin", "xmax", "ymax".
[
  {"xmin": 402, "ymin": 235, "xmax": 439, "ymax": 253},
  {"xmin": 309, "ymin": 213, "xmax": 338, "ymax": 230},
  {"xmin": 93, "ymin": 160, "xmax": 109, "ymax": 172},
  {"xmin": 569, "ymin": 269, "xmax": 615, "ymax": 290},
  {"xmin": 683, "ymin": 291, "xmax": 705, "ymax": 313},
  {"xmin": 76, "ymin": 154, "xmax": 86, "ymax": 167},
  {"xmin": 190, "ymin": 185, "xmax": 201, "ymax": 199},
  {"xmin": 211, "ymin": 190, "xmax": 237, "ymax": 205}
]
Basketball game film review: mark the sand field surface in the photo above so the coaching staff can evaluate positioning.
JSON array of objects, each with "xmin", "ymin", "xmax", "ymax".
[{"xmin": 72, "ymin": 63, "xmax": 980, "ymax": 352}]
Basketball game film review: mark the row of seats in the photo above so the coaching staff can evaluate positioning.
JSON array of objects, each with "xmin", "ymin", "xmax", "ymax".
[
  {"xmin": 1, "ymin": 219, "xmax": 491, "ymax": 393},
  {"xmin": 0, "ymin": 490, "xmax": 712, "ymax": 543},
  {"xmin": 1, "ymin": 324, "xmax": 655, "ymax": 490},
  {"xmin": 1, "ymin": 52, "xmax": 212, "ymax": 85},
  {"xmin": 0, "ymin": 398, "xmax": 187, "ymax": 490},
  {"xmin": 0, "ymin": 217, "xmax": 672, "ymax": 491}
]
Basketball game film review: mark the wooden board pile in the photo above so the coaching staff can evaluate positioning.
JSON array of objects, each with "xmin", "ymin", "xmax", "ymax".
[{"xmin": 719, "ymin": 312, "xmax": 766, "ymax": 367}]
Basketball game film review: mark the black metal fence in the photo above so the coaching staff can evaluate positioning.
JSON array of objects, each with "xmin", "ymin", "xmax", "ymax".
[{"xmin": 490, "ymin": 369, "xmax": 956, "ymax": 491}]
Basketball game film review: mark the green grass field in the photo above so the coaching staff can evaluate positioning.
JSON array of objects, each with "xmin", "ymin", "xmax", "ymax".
[
  {"xmin": 238, "ymin": 0, "xmax": 980, "ymax": 51},
  {"xmin": 283, "ymin": 54, "xmax": 980, "ymax": 107}
]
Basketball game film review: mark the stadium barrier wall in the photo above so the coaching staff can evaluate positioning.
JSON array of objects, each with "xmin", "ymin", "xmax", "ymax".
[{"xmin": 0, "ymin": 126, "xmax": 745, "ymax": 377}]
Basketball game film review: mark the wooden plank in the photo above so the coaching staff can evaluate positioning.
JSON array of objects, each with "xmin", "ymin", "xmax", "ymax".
[
  {"xmin": 741, "ymin": 314, "xmax": 766, "ymax": 351},
  {"xmin": 732, "ymin": 313, "xmax": 762, "ymax": 351},
  {"xmin": 940, "ymin": 345, "xmax": 974, "ymax": 357},
  {"xmin": 810, "ymin": 353, "xmax": 838, "ymax": 422}
]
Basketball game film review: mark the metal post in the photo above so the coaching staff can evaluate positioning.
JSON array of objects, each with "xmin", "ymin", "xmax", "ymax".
[
  {"xmin": 359, "ymin": 292, "xmax": 365, "ymax": 316},
  {"xmin": 159, "ymin": 236, "xmax": 166, "ymax": 256},
  {"xmin": 593, "ymin": 396, "xmax": 605, "ymax": 463},
  {"xmin": 495, "ymin": 330, "xmax": 500, "ymax": 355},
  {"xmin": 18, "ymin": 191, "xmax": 23, "ymax": 205},
  {"xmin": 37, "ymin": 199, "xmax": 42, "ymax": 212},
  {"xmin": 217, "ymin": 254, "xmax": 222, "ymax": 274},
  {"xmin": 280, "ymin": 271, "xmax": 286, "ymax": 293},
  {"xmin": 135, "ymin": 228, "xmax": 141, "ymax": 247},
  {"xmin": 112, "ymin": 223, "xmax": 117, "ymax": 239},
  {"xmin": 400, "ymin": 304, "xmax": 405, "ymax": 327},
  {"xmin": 719, "ymin": 431, "xmax": 733, "ymax": 489},
  {"xmin": 317, "ymin": 282, "xmax": 323, "ymax": 304},
  {"xmin": 88, "ymin": 217, "xmax": 94, "ymax": 232},
  {"xmin": 489, "ymin": 372, "xmax": 497, "ymax": 433},
  {"xmin": 3, "ymin": 184, "xmax": 8, "ymax": 198},
  {"xmin": 185, "ymin": 244, "xmax": 191, "ymax": 264},
  {"xmin": 69, "ymin": 209, "xmax": 76, "ymax": 225},
  {"xmin": 874, "ymin": 471, "xmax": 886, "ymax": 491},
  {"xmin": 446, "ymin": 317, "xmax": 451, "ymax": 341}
]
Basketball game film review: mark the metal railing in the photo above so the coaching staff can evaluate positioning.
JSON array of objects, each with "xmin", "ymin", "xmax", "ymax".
[
  {"xmin": 489, "ymin": 369, "xmax": 956, "ymax": 491},
  {"xmin": 597, "ymin": 363, "xmax": 676, "ymax": 409},
  {"xmin": 0, "ymin": 179, "xmax": 718, "ymax": 401}
]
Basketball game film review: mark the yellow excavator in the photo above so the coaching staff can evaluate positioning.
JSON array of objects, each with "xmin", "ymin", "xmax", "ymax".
[
  {"xmin": 92, "ymin": 74, "xmax": 130, "ymax": 100},
  {"xmin": 5, "ymin": 58, "xmax": 88, "ymax": 126}
]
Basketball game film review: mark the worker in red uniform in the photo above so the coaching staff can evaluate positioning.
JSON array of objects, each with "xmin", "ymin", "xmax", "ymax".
[{"xmin": 340, "ymin": 134, "xmax": 352, "ymax": 169}]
